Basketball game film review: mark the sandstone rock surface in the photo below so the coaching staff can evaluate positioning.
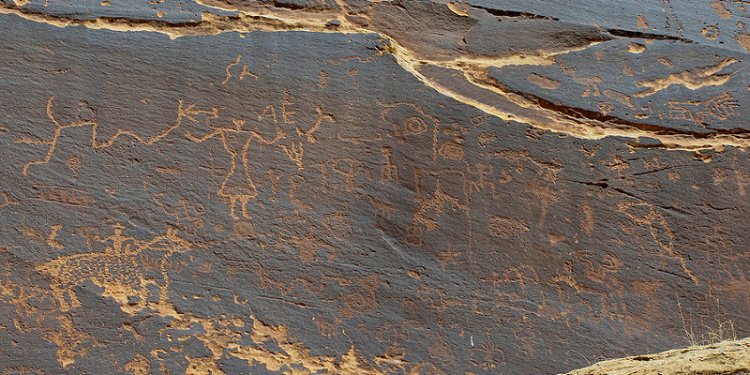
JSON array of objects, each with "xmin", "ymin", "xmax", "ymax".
[
  {"xmin": 562, "ymin": 338, "xmax": 750, "ymax": 375},
  {"xmin": 0, "ymin": 1, "xmax": 749, "ymax": 374}
]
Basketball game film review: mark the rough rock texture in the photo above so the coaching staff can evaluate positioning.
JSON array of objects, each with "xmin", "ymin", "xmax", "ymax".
[
  {"xmin": 562, "ymin": 338, "xmax": 750, "ymax": 375},
  {"xmin": 0, "ymin": 1, "xmax": 749, "ymax": 374}
]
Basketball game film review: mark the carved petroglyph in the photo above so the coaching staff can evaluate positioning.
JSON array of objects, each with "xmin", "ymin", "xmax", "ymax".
[
  {"xmin": 327, "ymin": 158, "xmax": 374, "ymax": 193},
  {"xmin": 46, "ymin": 224, "xmax": 64, "ymax": 250},
  {"xmin": 3, "ymin": 1, "xmax": 750, "ymax": 150},
  {"xmin": 663, "ymin": 91, "xmax": 739, "ymax": 125},
  {"xmin": 32, "ymin": 185, "xmax": 94, "ymax": 207},
  {"xmin": 186, "ymin": 117, "xmax": 282, "ymax": 220},
  {"xmin": 27, "ymin": 223, "xmax": 391, "ymax": 372},
  {"xmin": 278, "ymin": 141, "xmax": 305, "ymax": 169},
  {"xmin": 222, "ymin": 54, "xmax": 258, "ymax": 84},
  {"xmin": 379, "ymin": 101, "xmax": 438, "ymax": 143},
  {"xmin": 296, "ymin": 105, "xmax": 334, "ymax": 143},
  {"xmin": 0, "ymin": 265, "xmax": 89, "ymax": 368},
  {"xmin": 37, "ymin": 224, "xmax": 191, "ymax": 312},
  {"xmin": 17, "ymin": 97, "xmax": 213, "ymax": 175},
  {"xmin": 527, "ymin": 73, "xmax": 560, "ymax": 90},
  {"xmin": 618, "ymin": 201, "xmax": 699, "ymax": 284},
  {"xmin": 487, "ymin": 216, "xmax": 530, "ymax": 239},
  {"xmin": 153, "ymin": 193, "xmax": 206, "ymax": 235},
  {"xmin": 380, "ymin": 145, "xmax": 399, "ymax": 182},
  {"xmin": 413, "ymin": 168, "xmax": 469, "ymax": 231},
  {"xmin": 5, "ymin": 2, "xmax": 750, "ymax": 374},
  {"xmin": 0, "ymin": 192, "xmax": 19, "ymax": 208}
]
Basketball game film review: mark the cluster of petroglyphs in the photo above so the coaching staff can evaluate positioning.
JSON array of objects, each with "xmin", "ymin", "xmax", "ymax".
[
  {"xmin": 663, "ymin": 91, "xmax": 740, "ymax": 125},
  {"xmin": 3, "ymin": 0, "xmax": 750, "ymax": 150},
  {"xmin": 15, "ymin": 89, "xmax": 338, "ymax": 222},
  {"xmin": 527, "ymin": 53, "xmax": 743, "ymax": 128},
  {"xmin": 12, "ymin": 90, "xmax": 576, "ymax": 262},
  {"xmin": 24, "ymin": 222, "xmax": 399, "ymax": 373},
  {"xmin": 5, "ymin": 2, "xmax": 750, "ymax": 374},
  {"xmin": 183, "ymin": 92, "xmax": 333, "ymax": 220}
]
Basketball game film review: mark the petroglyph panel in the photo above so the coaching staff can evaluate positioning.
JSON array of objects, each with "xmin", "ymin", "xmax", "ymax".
[{"xmin": 1, "ymin": 1, "xmax": 750, "ymax": 374}]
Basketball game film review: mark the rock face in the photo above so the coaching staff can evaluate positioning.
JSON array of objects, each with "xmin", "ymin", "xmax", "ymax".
[
  {"xmin": 0, "ymin": 1, "xmax": 748, "ymax": 374},
  {"xmin": 562, "ymin": 338, "xmax": 750, "ymax": 375}
]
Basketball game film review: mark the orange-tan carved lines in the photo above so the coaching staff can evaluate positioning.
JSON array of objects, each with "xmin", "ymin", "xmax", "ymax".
[
  {"xmin": 435, "ymin": 122, "xmax": 467, "ymax": 162},
  {"xmin": 15, "ymin": 97, "xmax": 95, "ymax": 175},
  {"xmin": 329, "ymin": 158, "xmax": 374, "ymax": 192},
  {"xmin": 603, "ymin": 88, "xmax": 635, "ymax": 108},
  {"xmin": 710, "ymin": 0, "xmax": 733, "ymax": 19},
  {"xmin": 185, "ymin": 118, "xmax": 285, "ymax": 220},
  {"xmin": 152, "ymin": 193, "xmax": 206, "ymax": 234},
  {"xmin": 36, "ymin": 224, "xmax": 192, "ymax": 313},
  {"xmin": 7, "ymin": 2, "xmax": 727, "ymax": 149},
  {"xmin": 47, "ymin": 224, "xmax": 64, "ymax": 250},
  {"xmin": 368, "ymin": 195, "xmax": 396, "ymax": 220},
  {"xmin": 491, "ymin": 149, "xmax": 563, "ymax": 183},
  {"xmin": 617, "ymin": 200, "xmax": 699, "ymax": 284},
  {"xmin": 635, "ymin": 58, "xmax": 738, "ymax": 98},
  {"xmin": 572, "ymin": 75, "xmax": 603, "ymax": 97},
  {"xmin": 412, "ymin": 168, "xmax": 470, "ymax": 231},
  {"xmin": 318, "ymin": 70, "xmax": 330, "ymax": 88},
  {"xmin": 281, "ymin": 89, "xmax": 296, "ymax": 124},
  {"xmin": 380, "ymin": 145, "xmax": 399, "ymax": 182},
  {"xmin": 296, "ymin": 105, "xmax": 334, "ymax": 143},
  {"xmin": 0, "ymin": 191, "xmax": 19, "ymax": 208},
  {"xmin": 47, "ymin": 315, "xmax": 91, "ymax": 368},
  {"xmin": 222, "ymin": 54, "xmax": 258, "ymax": 85},
  {"xmin": 287, "ymin": 231, "xmax": 333, "ymax": 263},
  {"xmin": 436, "ymin": 243, "xmax": 462, "ymax": 270},
  {"xmin": 223, "ymin": 54, "xmax": 242, "ymax": 84},
  {"xmin": 288, "ymin": 174, "xmax": 312, "ymax": 211},
  {"xmin": 581, "ymin": 204, "xmax": 595, "ymax": 236},
  {"xmin": 705, "ymin": 91, "xmax": 740, "ymax": 119},
  {"xmin": 278, "ymin": 141, "xmax": 305, "ymax": 169},
  {"xmin": 662, "ymin": 91, "xmax": 740, "ymax": 126},
  {"xmin": 16, "ymin": 97, "xmax": 212, "ymax": 175},
  {"xmin": 529, "ymin": 183, "xmax": 559, "ymax": 227},
  {"xmin": 487, "ymin": 216, "xmax": 529, "ymax": 239},
  {"xmin": 266, "ymin": 169, "xmax": 281, "ymax": 200},
  {"xmin": 0, "ymin": 269, "xmax": 88, "ymax": 368},
  {"xmin": 32, "ymin": 184, "xmax": 94, "ymax": 207},
  {"xmin": 378, "ymin": 100, "xmax": 439, "ymax": 144},
  {"xmin": 276, "ymin": 104, "xmax": 334, "ymax": 169}
]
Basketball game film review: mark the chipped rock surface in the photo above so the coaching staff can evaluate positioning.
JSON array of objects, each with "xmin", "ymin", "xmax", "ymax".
[
  {"xmin": 562, "ymin": 338, "xmax": 750, "ymax": 375},
  {"xmin": 0, "ymin": 0, "xmax": 749, "ymax": 374}
]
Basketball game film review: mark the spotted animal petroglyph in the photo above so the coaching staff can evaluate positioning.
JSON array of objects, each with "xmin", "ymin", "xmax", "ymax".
[{"xmin": 36, "ymin": 224, "xmax": 192, "ymax": 313}]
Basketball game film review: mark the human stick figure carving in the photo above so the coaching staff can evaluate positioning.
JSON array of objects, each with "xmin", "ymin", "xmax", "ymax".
[
  {"xmin": 16, "ymin": 96, "xmax": 217, "ymax": 175},
  {"xmin": 186, "ymin": 102, "xmax": 334, "ymax": 220},
  {"xmin": 186, "ymin": 118, "xmax": 285, "ymax": 220}
]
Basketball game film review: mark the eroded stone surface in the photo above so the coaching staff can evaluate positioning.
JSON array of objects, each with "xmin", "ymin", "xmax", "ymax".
[
  {"xmin": 562, "ymin": 338, "xmax": 750, "ymax": 375},
  {"xmin": 0, "ymin": 1, "xmax": 749, "ymax": 374}
]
